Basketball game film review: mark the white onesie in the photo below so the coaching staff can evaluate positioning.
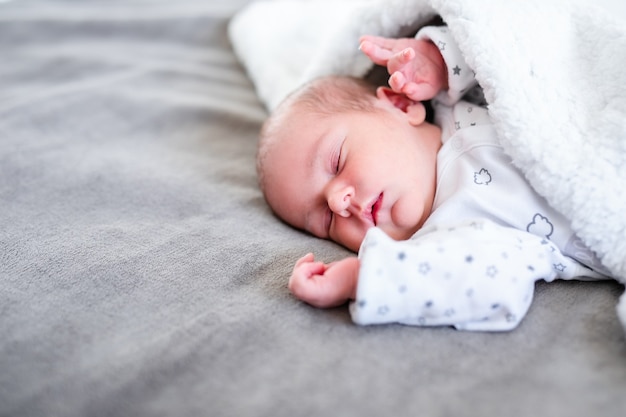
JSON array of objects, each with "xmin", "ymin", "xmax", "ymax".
[{"xmin": 349, "ymin": 27, "xmax": 610, "ymax": 331}]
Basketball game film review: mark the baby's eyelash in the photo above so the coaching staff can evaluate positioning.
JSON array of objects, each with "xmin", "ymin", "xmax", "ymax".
[
  {"xmin": 326, "ymin": 207, "xmax": 333, "ymax": 233},
  {"xmin": 335, "ymin": 143, "xmax": 343, "ymax": 173}
]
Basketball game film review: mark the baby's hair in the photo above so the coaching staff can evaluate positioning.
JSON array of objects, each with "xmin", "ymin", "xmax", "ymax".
[
  {"xmin": 257, "ymin": 75, "xmax": 378, "ymax": 195},
  {"xmin": 287, "ymin": 75, "xmax": 378, "ymax": 115}
]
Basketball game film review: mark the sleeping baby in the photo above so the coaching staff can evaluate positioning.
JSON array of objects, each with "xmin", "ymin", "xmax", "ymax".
[{"xmin": 256, "ymin": 26, "xmax": 611, "ymax": 331}]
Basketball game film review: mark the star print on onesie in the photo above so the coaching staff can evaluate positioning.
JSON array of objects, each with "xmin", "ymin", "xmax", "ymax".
[{"xmin": 350, "ymin": 220, "xmax": 604, "ymax": 331}]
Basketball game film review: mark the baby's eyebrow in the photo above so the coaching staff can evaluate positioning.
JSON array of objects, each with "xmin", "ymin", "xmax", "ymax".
[{"xmin": 308, "ymin": 129, "xmax": 331, "ymax": 171}]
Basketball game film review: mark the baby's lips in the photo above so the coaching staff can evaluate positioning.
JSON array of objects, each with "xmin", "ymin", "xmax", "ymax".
[{"xmin": 372, "ymin": 193, "xmax": 383, "ymax": 226}]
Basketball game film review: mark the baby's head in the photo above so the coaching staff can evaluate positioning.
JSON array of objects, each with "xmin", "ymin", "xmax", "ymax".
[{"xmin": 257, "ymin": 75, "xmax": 441, "ymax": 252}]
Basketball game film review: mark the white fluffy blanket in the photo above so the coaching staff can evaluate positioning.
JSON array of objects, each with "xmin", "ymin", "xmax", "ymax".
[{"xmin": 229, "ymin": 0, "xmax": 626, "ymax": 323}]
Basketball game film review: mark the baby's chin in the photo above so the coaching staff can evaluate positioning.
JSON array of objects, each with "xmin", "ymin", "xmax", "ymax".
[
  {"xmin": 330, "ymin": 231, "xmax": 367, "ymax": 253},
  {"xmin": 335, "ymin": 236, "xmax": 362, "ymax": 253},
  {"xmin": 339, "ymin": 225, "xmax": 417, "ymax": 253}
]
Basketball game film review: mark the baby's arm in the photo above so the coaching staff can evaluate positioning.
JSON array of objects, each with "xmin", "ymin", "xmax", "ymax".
[
  {"xmin": 288, "ymin": 253, "xmax": 359, "ymax": 308},
  {"xmin": 351, "ymin": 220, "xmax": 602, "ymax": 331},
  {"xmin": 360, "ymin": 35, "xmax": 448, "ymax": 102}
]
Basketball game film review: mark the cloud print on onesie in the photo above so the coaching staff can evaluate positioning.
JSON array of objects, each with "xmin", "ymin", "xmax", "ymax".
[{"xmin": 526, "ymin": 213, "xmax": 554, "ymax": 239}]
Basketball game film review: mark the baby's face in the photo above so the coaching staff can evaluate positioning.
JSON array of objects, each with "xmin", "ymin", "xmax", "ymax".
[{"xmin": 263, "ymin": 98, "xmax": 441, "ymax": 252}]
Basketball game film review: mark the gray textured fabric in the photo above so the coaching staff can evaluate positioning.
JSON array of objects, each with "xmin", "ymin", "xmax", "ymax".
[{"xmin": 1, "ymin": 1, "xmax": 625, "ymax": 416}]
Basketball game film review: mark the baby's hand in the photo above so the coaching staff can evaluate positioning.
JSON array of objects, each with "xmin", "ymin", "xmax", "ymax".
[
  {"xmin": 288, "ymin": 253, "xmax": 359, "ymax": 308},
  {"xmin": 359, "ymin": 35, "xmax": 447, "ymax": 102}
]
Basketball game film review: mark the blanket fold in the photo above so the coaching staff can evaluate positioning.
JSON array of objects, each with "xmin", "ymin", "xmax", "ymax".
[{"xmin": 229, "ymin": 0, "xmax": 626, "ymax": 324}]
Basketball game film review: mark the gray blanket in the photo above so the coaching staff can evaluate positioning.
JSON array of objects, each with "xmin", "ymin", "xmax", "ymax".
[{"xmin": 1, "ymin": 1, "xmax": 625, "ymax": 416}]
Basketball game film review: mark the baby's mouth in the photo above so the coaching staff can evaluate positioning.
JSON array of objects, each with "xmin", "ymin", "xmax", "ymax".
[{"xmin": 371, "ymin": 193, "xmax": 383, "ymax": 226}]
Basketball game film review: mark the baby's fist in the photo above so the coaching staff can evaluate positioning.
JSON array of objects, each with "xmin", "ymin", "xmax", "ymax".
[{"xmin": 288, "ymin": 254, "xmax": 358, "ymax": 308}]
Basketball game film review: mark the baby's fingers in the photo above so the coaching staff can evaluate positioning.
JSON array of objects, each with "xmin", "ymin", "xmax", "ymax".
[
  {"xmin": 359, "ymin": 35, "xmax": 401, "ymax": 51},
  {"xmin": 289, "ymin": 261, "xmax": 326, "ymax": 298},
  {"xmin": 401, "ymin": 81, "xmax": 438, "ymax": 102},
  {"xmin": 302, "ymin": 261, "xmax": 326, "ymax": 277},
  {"xmin": 292, "ymin": 257, "xmax": 326, "ymax": 278},
  {"xmin": 391, "ymin": 47, "xmax": 415, "ymax": 67},
  {"xmin": 294, "ymin": 253, "xmax": 315, "ymax": 268},
  {"xmin": 389, "ymin": 71, "xmax": 408, "ymax": 93},
  {"xmin": 359, "ymin": 40, "xmax": 393, "ymax": 66}
]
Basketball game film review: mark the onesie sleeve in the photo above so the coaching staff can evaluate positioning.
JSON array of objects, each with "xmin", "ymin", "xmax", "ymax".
[
  {"xmin": 349, "ymin": 219, "xmax": 595, "ymax": 331},
  {"xmin": 415, "ymin": 26, "xmax": 477, "ymax": 106}
]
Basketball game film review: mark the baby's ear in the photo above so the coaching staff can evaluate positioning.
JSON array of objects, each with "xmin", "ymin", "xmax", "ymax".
[{"xmin": 376, "ymin": 87, "xmax": 426, "ymax": 126}]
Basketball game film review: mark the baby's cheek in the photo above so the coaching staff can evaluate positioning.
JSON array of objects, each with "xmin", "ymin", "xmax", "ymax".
[{"xmin": 388, "ymin": 200, "xmax": 423, "ymax": 239}]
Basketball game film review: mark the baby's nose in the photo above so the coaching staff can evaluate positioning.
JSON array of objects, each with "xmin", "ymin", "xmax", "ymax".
[{"xmin": 328, "ymin": 186, "xmax": 355, "ymax": 218}]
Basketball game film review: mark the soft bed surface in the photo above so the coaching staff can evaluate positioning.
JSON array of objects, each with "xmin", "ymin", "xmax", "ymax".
[{"xmin": 1, "ymin": 1, "xmax": 625, "ymax": 416}]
